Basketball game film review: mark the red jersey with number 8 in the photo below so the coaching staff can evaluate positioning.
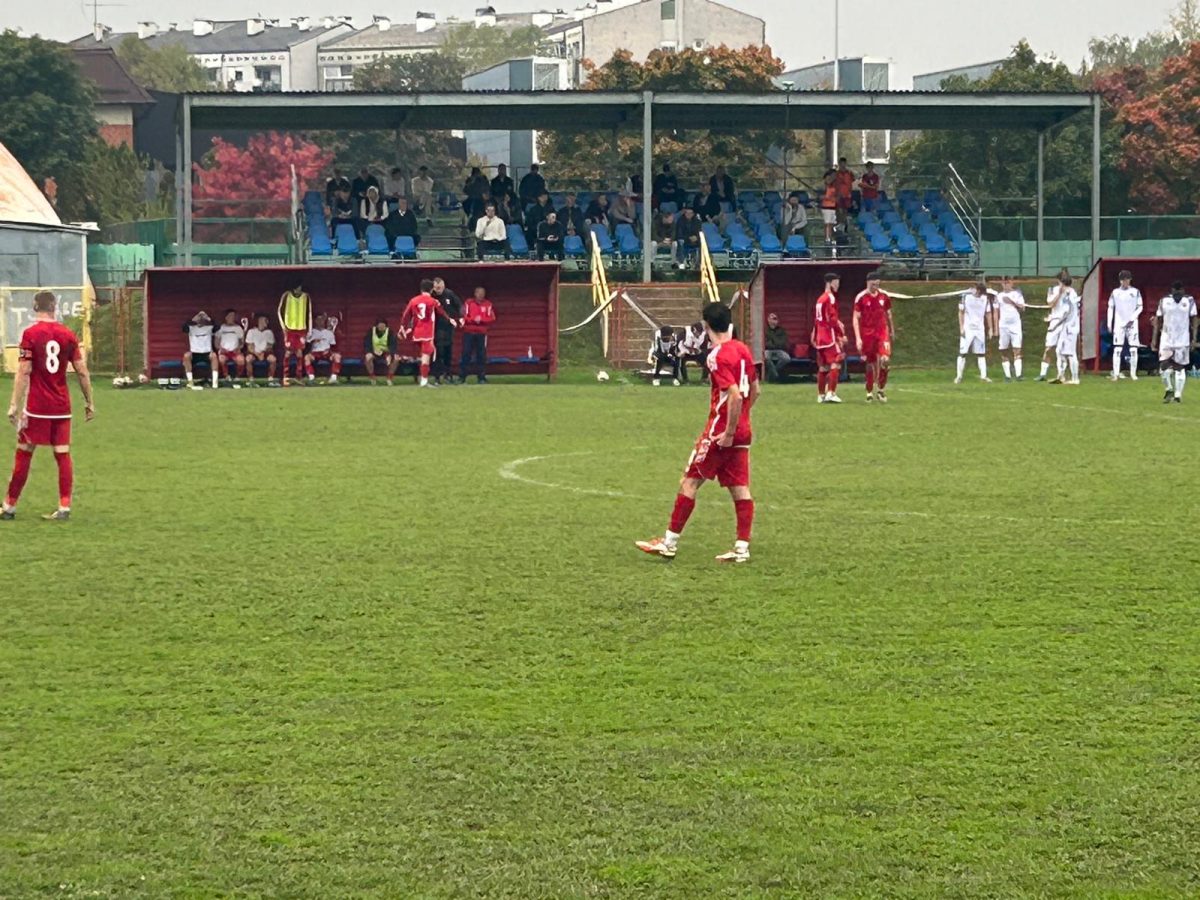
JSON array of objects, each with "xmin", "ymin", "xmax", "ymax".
[
  {"xmin": 19, "ymin": 320, "xmax": 80, "ymax": 419},
  {"xmin": 704, "ymin": 339, "xmax": 757, "ymax": 445}
]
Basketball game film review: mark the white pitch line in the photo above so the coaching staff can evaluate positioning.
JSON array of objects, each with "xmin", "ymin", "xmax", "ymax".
[{"xmin": 498, "ymin": 452, "xmax": 639, "ymax": 499}]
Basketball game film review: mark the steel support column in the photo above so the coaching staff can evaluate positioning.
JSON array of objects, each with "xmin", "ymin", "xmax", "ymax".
[
  {"xmin": 1036, "ymin": 130, "xmax": 1045, "ymax": 277},
  {"xmin": 641, "ymin": 90, "xmax": 654, "ymax": 283}
]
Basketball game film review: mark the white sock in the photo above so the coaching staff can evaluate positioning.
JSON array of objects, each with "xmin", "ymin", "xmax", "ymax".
[
  {"xmin": 211, "ymin": 372, "xmax": 218, "ymax": 388},
  {"xmin": 734, "ymin": 539, "xmax": 749, "ymax": 553},
  {"xmin": 1001, "ymin": 359, "xmax": 1012, "ymax": 379},
  {"xmin": 1039, "ymin": 360, "xmax": 1050, "ymax": 378},
  {"xmin": 419, "ymin": 377, "xmax": 428, "ymax": 386},
  {"xmin": 1162, "ymin": 368, "xmax": 1173, "ymax": 390},
  {"xmin": 1113, "ymin": 348, "xmax": 1122, "ymax": 375},
  {"xmin": 1069, "ymin": 357, "xmax": 1079, "ymax": 380},
  {"xmin": 1176, "ymin": 370, "xmax": 1187, "ymax": 398},
  {"xmin": 1129, "ymin": 351, "xmax": 1138, "ymax": 376},
  {"xmin": 664, "ymin": 530, "xmax": 680, "ymax": 546},
  {"xmin": 1014, "ymin": 357, "xmax": 1023, "ymax": 378},
  {"xmin": 956, "ymin": 356, "xmax": 966, "ymax": 379},
  {"xmin": 977, "ymin": 357, "xmax": 987, "ymax": 379},
  {"xmin": 186, "ymin": 373, "xmax": 193, "ymax": 383}
]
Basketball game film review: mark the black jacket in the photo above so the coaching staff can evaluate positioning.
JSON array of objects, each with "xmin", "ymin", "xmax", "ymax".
[
  {"xmin": 558, "ymin": 204, "xmax": 585, "ymax": 234},
  {"xmin": 519, "ymin": 172, "xmax": 546, "ymax": 204},
  {"xmin": 390, "ymin": 208, "xmax": 420, "ymax": 238},
  {"xmin": 431, "ymin": 288, "xmax": 462, "ymax": 338},
  {"xmin": 692, "ymin": 191, "xmax": 721, "ymax": 221},
  {"xmin": 675, "ymin": 215, "xmax": 702, "ymax": 243},
  {"xmin": 537, "ymin": 220, "xmax": 565, "ymax": 243}
]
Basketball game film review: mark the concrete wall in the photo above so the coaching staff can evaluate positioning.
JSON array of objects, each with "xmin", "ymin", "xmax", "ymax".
[
  {"xmin": 290, "ymin": 27, "xmax": 351, "ymax": 91},
  {"xmin": 583, "ymin": 0, "xmax": 764, "ymax": 66}
]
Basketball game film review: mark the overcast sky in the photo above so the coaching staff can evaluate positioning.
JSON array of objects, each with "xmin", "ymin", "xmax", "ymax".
[{"xmin": 10, "ymin": 0, "xmax": 1181, "ymax": 85}]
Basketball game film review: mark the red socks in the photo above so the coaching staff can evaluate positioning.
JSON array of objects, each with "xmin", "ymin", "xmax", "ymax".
[
  {"xmin": 866, "ymin": 368, "xmax": 875, "ymax": 391},
  {"xmin": 420, "ymin": 362, "xmax": 430, "ymax": 379},
  {"xmin": 331, "ymin": 358, "xmax": 342, "ymax": 375},
  {"xmin": 735, "ymin": 499, "xmax": 754, "ymax": 542},
  {"xmin": 669, "ymin": 493, "xmax": 696, "ymax": 534},
  {"xmin": 817, "ymin": 371, "xmax": 827, "ymax": 394},
  {"xmin": 5, "ymin": 448, "xmax": 33, "ymax": 507},
  {"xmin": 880, "ymin": 367, "xmax": 889, "ymax": 388},
  {"xmin": 828, "ymin": 368, "xmax": 840, "ymax": 393},
  {"xmin": 54, "ymin": 451, "xmax": 73, "ymax": 509}
]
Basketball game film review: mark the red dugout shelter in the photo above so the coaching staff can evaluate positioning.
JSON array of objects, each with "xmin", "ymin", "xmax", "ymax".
[
  {"xmin": 1081, "ymin": 257, "xmax": 1200, "ymax": 370},
  {"xmin": 143, "ymin": 263, "xmax": 559, "ymax": 379}
]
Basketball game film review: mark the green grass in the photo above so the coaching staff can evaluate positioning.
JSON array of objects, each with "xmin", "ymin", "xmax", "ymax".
[{"xmin": 3, "ymin": 371, "xmax": 1199, "ymax": 898}]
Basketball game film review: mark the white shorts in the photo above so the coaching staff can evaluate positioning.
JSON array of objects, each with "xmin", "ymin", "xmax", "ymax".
[
  {"xmin": 998, "ymin": 325, "xmax": 1022, "ymax": 351},
  {"xmin": 1056, "ymin": 329, "xmax": 1079, "ymax": 358},
  {"xmin": 959, "ymin": 330, "xmax": 985, "ymax": 355},
  {"xmin": 1160, "ymin": 346, "xmax": 1190, "ymax": 366},
  {"xmin": 1111, "ymin": 320, "xmax": 1140, "ymax": 347},
  {"xmin": 1044, "ymin": 326, "xmax": 1063, "ymax": 349},
  {"xmin": 821, "ymin": 209, "xmax": 837, "ymax": 225}
]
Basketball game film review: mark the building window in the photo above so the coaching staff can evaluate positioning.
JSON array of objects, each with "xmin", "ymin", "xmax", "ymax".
[
  {"xmin": 254, "ymin": 66, "xmax": 282, "ymax": 92},
  {"xmin": 661, "ymin": 0, "xmax": 675, "ymax": 20}
]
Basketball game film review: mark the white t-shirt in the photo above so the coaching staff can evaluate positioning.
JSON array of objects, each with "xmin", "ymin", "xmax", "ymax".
[
  {"xmin": 307, "ymin": 327, "xmax": 336, "ymax": 353},
  {"xmin": 246, "ymin": 327, "xmax": 275, "ymax": 354},
  {"xmin": 1049, "ymin": 288, "xmax": 1080, "ymax": 333},
  {"xmin": 995, "ymin": 290, "xmax": 1025, "ymax": 329},
  {"xmin": 214, "ymin": 323, "xmax": 244, "ymax": 352},
  {"xmin": 959, "ymin": 291, "xmax": 990, "ymax": 332},
  {"xmin": 1109, "ymin": 286, "xmax": 1143, "ymax": 325},
  {"xmin": 188, "ymin": 323, "xmax": 214, "ymax": 354},
  {"xmin": 1156, "ymin": 294, "xmax": 1197, "ymax": 347}
]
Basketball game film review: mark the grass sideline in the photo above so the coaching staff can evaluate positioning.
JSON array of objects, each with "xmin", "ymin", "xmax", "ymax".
[{"xmin": 2, "ymin": 371, "xmax": 1199, "ymax": 897}]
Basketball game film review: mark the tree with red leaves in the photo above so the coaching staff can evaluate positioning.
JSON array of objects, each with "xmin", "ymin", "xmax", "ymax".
[{"xmin": 193, "ymin": 131, "xmax": 333, "ymax": 219}]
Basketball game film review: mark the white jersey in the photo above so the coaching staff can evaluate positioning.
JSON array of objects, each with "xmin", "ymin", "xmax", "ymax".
[
  {"xmin": 959, "ymin": 291, "xmax": 990, "ymax": 333},
  {"xmin": 1048, "ymin": 288, "xmax": 1080, "ymax": 334},
  {"xmin": 307, "ymin": 327, "xmax": 337, "ymax": 353},
  {"xmin": 214, "ymin": 323, "xmax": 244, "ymax": 352},
  {"xmin": 994, "ymin": 290, "xmax": 1025, "ymax": 329},
  {"xmin": 187, "ymin": 323, "xmax": 214, "ymax": 354},
  {"xmin": 246, "ymin": 327, "xmax": 275, "ymax": 354},
  {"xmin": 1108, "ymin": 286, "xmax": 1143, "ymax": 326},
  {"xmin": 1156, "ymin": 294, "xmax": 1197, "ymax": 348}
]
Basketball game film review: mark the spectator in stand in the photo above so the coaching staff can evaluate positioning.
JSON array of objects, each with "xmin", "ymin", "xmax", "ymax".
[
  {"xmin": 430, "ymin": 277, "xmax": 463, "ymax": 385},
  {"xmin": 387, "ymin": 195, "xmax": 421, "ymax": 250},
  {"xmin": 779, "ymin": 192, "xmax": 808, "ymax": 238},
  {"xmin": 859, "ymin": 161, "xmax": 881, "ymax": 212},
  {"xmin": 325, "ymin": 169, "xmax": 344, "ymax": 206},
  {"xmin": 537, "ymin": 210, "xmax": 565, "ymax": 261},
  {"xmin": 650, "ymin": 325, "xmax": 682, "ymax": 386},
  {"xmin": 611, "ymin": 191, "xmax": 638, "ymax": 233},
  {"xmin": 835, "ymin": 157, "xmax": 856, "ymax": 223},
  {"xmin": 363, "ymin": 318, "xmax": 400, "ymax": 385},
  {"xmin": 710, "ymin": 165, "xmax": 736, "ymax": 207},
  {"xmin": 360, "ymin": 185, "xmax": 388, "ymax": 231},
  {"xmin": 653, "ymin": 162, "xmax": 679, "ymax": 210},
  {"xmin": 475, "ymin": 203, "xmax": 510, "ymax": 259},
  {"xmin": 653, "ymin": 209, "xmax": 678, "ymax": 265},
  {"xmin": 411, "ymin": 165, "xmax": 435, "ymax": 225},
  {"xmin": 351, "ymin": 167, "xmax": 379, "ymax": 205},
  {"xmin": 525, "ymin": 190, "xmax": 555, "ymax": 247},
  {"xmin": 329, "ymin": 185, "xmax": 357, "ymax": 238},
  {"xmin": 679, "ymin": 321, "xmax": 709, "ymax": 383},
  {"xmin": 585, "ymin": 193, "xmax": 610, "ymax": 229},
  {"xmin": 490, "ymin": 164, "xmax": 515, "ymax": 206},
  {"xmin": 518, "ymin": 163, "xmax": 547, "ymax": 208},
  {"xmin": 819, "ymin": 170, "xmax": 839, "ymax": 244},
  {"xmin": 559, "ymin": 192, "xmax": 585, "ymax": 236},
  {"xmin": 493, "ymin": 193, "xmax": 515, "ymax": 225},
  {"xmin": 460, "ymin": 286, "xmax": 496, "ymax": 383},
  {"xmin": 674, "ymin": 206, "xmax": 702, "ymax": 269},
  {"xmin": 463, "ymin": 167, "xmax": 490, "ymax": 228},
  {"xmin": 763, "ymin": 313, "xmax": 793, "ymax": 382},
  {"xmin": 692, "ymin": 182, "xmax": 721, "ymax": 223},
  {"xmin": 624, "ymin": 171, "xmax": 644, "ymax": 201},
  {"xmin": 383, "ymin": 167, "xmax": 405, "ymax": 204}
]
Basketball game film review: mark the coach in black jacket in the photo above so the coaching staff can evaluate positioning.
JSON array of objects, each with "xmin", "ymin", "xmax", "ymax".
[{"xmin": 430, "ymin": 277, "xmax": 463, "ymax": 385}]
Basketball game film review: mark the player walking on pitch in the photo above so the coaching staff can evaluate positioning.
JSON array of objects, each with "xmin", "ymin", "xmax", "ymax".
[
  {"xmin": 813, "ymin": 272, "xmax": 846, "ymax": 404},
  {"xmin": 956, "ymin": 281, "xmax": 992, "ymax": 383},
  {"xmin": 3, "ymin": 291, "xmax": 94, "ymax": 521},
  {"xmin": 401, "ymin": 279, "xmax": 458, "ymax": 387},
  {"xmin": 636, "ymin": 302, "xmax": 760, "ymax": 563},
  {"xmin": 852, "ymin": 271, "xmax": 895, "ymax": 402},
  {"xmin": 1108, "ymin": 270, "xmax": 1144, "ymax": 381},
  {"xmin": 993, "ymin": 275, "xmax": 1026, "ymax": 382},
  {"xmin": 1151, "ymin": 281, "xmax": 1197, "ymax": 404}
]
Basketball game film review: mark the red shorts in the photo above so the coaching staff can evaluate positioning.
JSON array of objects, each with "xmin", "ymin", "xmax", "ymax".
[
  {"xmin": 284, "ymin": 330, "xmax": 307, "ymax": 352},
  {"xmin": 860, "ymin": 333, "xmax": 891, "ymax": 361},
  {"xmin": 19, "ymin": 416, "xmax": 71, "ymax": 447},
  {"xmin": 218, "ymin": 349, "xmax": 242, "ymax": 362},
  {"xmin": 684, "ymin": 437, "xmax": 750, "ymax": 488},
  {"xmin": 417, "ymin": 340, "xmax": 435, "ymax": 357},
  {"xmin": 309, "ymin": 349, "xmax": 337, "ymax": 361},
  {"xmin": 816, "ymin": 346, "xmax": 844, "ymax": 368}
]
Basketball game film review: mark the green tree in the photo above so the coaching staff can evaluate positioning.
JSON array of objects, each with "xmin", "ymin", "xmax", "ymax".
[
  {"xmin": 440, "ymin": 23, "xmax": 547, "ymax": 74},
  {"xmin": 1086, "ymin": 0, "xmax": 1200, "ymax": 74},
  {"xmin": 114, "ymin": 35, "xmax": 209, "ymax": 92},
  {"xmin": 0, "ymin": 30, "xmax": 97, "ymax": 191},
  {"xmin": 74, "ymin": 140, "xmax": 146, "ymax": 224},
  {"xmin": 354, "ymin": 52, "xmax": 466, "ymax": 92}
]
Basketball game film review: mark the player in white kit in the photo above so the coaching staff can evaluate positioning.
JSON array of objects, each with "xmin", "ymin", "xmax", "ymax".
[
  {"xmin": 1050, "ymin": 275, "xmax": 1082, "ymax": 384},
  {"xmin": 1037, "ymin": 272, "xmax": 1070, "ymax": 381},
  {"xmin": 1151, "ymin": 281, "xmax": 1197, "ymax": 403},
  {"xmin": 993, "ymin": 275, "xmax": 1025, "ymax": 381},
  {"xmin": 1108, "ymin": 270, "xmax": 1143, "ymax": 381},
  {"xmin": 955, "ymin": 281, "xmax": 992, "ymax": 383}
]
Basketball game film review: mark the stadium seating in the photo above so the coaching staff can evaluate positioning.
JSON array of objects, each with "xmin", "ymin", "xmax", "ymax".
[
  {"xmin": 783, "ymin": 234, "xmax": 809, "ymax": 258},
  {"xmin": 896, "ymin": 233, "xmax": 919, "ymax": 255},
  {"xmin": 392, "ymin": 236, "xmax": 418, "ymax": 260},
  {"xmin": 951, "ymin": 233, "xmax": 974, "ymax": 254},
  {"xmin": 728, "ymin": 231, "xmax": 754, "ymax": 256},
  {"xmin": 563, "ymin": 234, "xmax": 585, "ymax": 258},
  {"xmin": 335, "ymin": 224, "xmax": 358, "ymax": 258},
  {"xmin": 507, "ymin": 225, "xmax": 531, "ymax": 259},
  {"xmin": 758, "ymin": 231, "xmax": 782, "ymax": 255},
  {"xmin": 364, "ymin": 224, "xmax": 390, "ymax": 258},
  {"xmin": 868, "ymin": 231, "xmax": 894, "ymax": 254},
  {"xmin": 618, "ymin": 231, "xmax": 642, "ymax": 256},
  {"xmin": 590, "ymin": 225, "xmax": 614, "ymax": 255},
  {"xmin": 701, "ymin": 223, "xmax": 726, "ymax": 252},
  {"xmin": 925, "ymin": 234, "xmax": 948, "ymax": 254},
  {"xmin": 310, "ymin": 229, "xmax": 333, "ymax": 257}
]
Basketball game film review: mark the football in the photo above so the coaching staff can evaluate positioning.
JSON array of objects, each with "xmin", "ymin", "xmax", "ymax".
[{"xmin": 596, "ymin": 370, "xmax": 610, "ymax": 382}]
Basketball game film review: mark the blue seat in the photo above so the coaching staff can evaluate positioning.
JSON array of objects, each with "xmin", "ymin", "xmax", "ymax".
[
  {"xmin": 701, "ymin": 223, "xmax": 726, "ymax": 252},
  {"xmin": 564, "ymin": 234, "xmax": 585, "ymax": 257},
  {"xmin": 719, "ymin": 201, "xmax": 734, "ymax": 215},
  {"xmin": 924, "ymin": 189, "xmax": 943, "ymax": 205},
  {"xmin": 919, "ymin": 223, "xmax": 942, "ymax": 241},
  {"xmin": 618, "ymin": 232, "xmax": 641, "ymax": 255},
  {"xmin": 659, "ymin": 201, "xmax": 678, "ymax": 214},
  {"xmin": 749, "ymin": 211, "xmax": 771, "ymax": 228},
  {"xmin": 758, "ymin": 232, "xmax": 782, "ymax": 254},
  {"xmin": 310, "ymin": 230, "xmax": 333, "ymax": 256},
  {"xmin": 728, "ymin": 232, "xmax": 754, "ymax": 254},
  {"xmin": 763, "ymin": 191, "xmax": 781, "ymax": 206},
  {"xmin": 614, "ymin": 223, "xmax": 636, "ymax": 240},
  {"xmin": 783, "ymin": 234, "xmax": 808, "ymax": 257},
  {"xmin": 864, "ymin": 222, "xmax": 886, "ymax": 239},
  {"xmin": 737, "ymin": 190, "xmax": 758, "ymax": 206},
  {"xmin": 951, "ymin": 233, "xmax": 974, "ymax": 254},
  {"xmin": 882, "ymin": 210, "xmax": 902, "ymax": 226},
  {"xmin": 896, "ymin": 233, "xmax": 919, "ymax": 254},
  {"xmin": 726, "ymin": 222, "xmax": 748, "ymax": 238},
  {"xmin": 925, "ymin": 234, "xmax": 947, "ymax": 254},
  {"xmin": 392, "ymin": 236, "xmax": 417, "ymax": 260},
  {"xmin": 334, "ymin": 224, "xmax": 358, "ymax": 257},
  {"xmin": 868, "ymin": 231, "xmax": 893, "ymax": 253},
  {"xmin": 365, "ymin": 224, "xmax": 390, "ymax": 256},
  {"xmin": 742, "ymin": 200, "xmax": 764, "ymax": 214},
  {"xmin": 937, "ymin": 211, "xmax": 960, "ymax": 228},
  {"xmin": 875, "ymin": 199, "xmax": 894, "ymax": 212},
  {"xmin": 590, "ymin": 225, "xmax": 613, "ymax": 255},
  {"xmin": 910, "ymin": 210, "xmax": 932, "ymax": 227},
  {"xmin": 889, "ymin": 222, "xmax": 910, "ymax": 240},
  {"xmin": 507, "ymin": 225, "xmax": 530, "ymax": 258}
]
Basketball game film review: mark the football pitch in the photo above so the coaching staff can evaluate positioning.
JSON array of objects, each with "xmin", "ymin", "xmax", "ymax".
[{"xmin": 3, "ymin": 372, "xmax": 1199, "ymax": 898}]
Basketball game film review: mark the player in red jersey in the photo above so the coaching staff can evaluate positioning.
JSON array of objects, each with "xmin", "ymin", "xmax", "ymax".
[
  {"xmin": 853, "ymin": 271, "xmax": 896, "ymax": 403},
  {"xmin": 812, "ymin": 272, "xmax": 847, "ymax": 404},
  {"xmin": 400, "ymin": 279, "xmax": 458, "ymax": 387},
  {"xmin": 3, "ymin": 291, "xmax": 95, "ymax": 521},
  {"xmin": 636, "ymin": 302, "xmax": 760, "ymax": 564}
]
